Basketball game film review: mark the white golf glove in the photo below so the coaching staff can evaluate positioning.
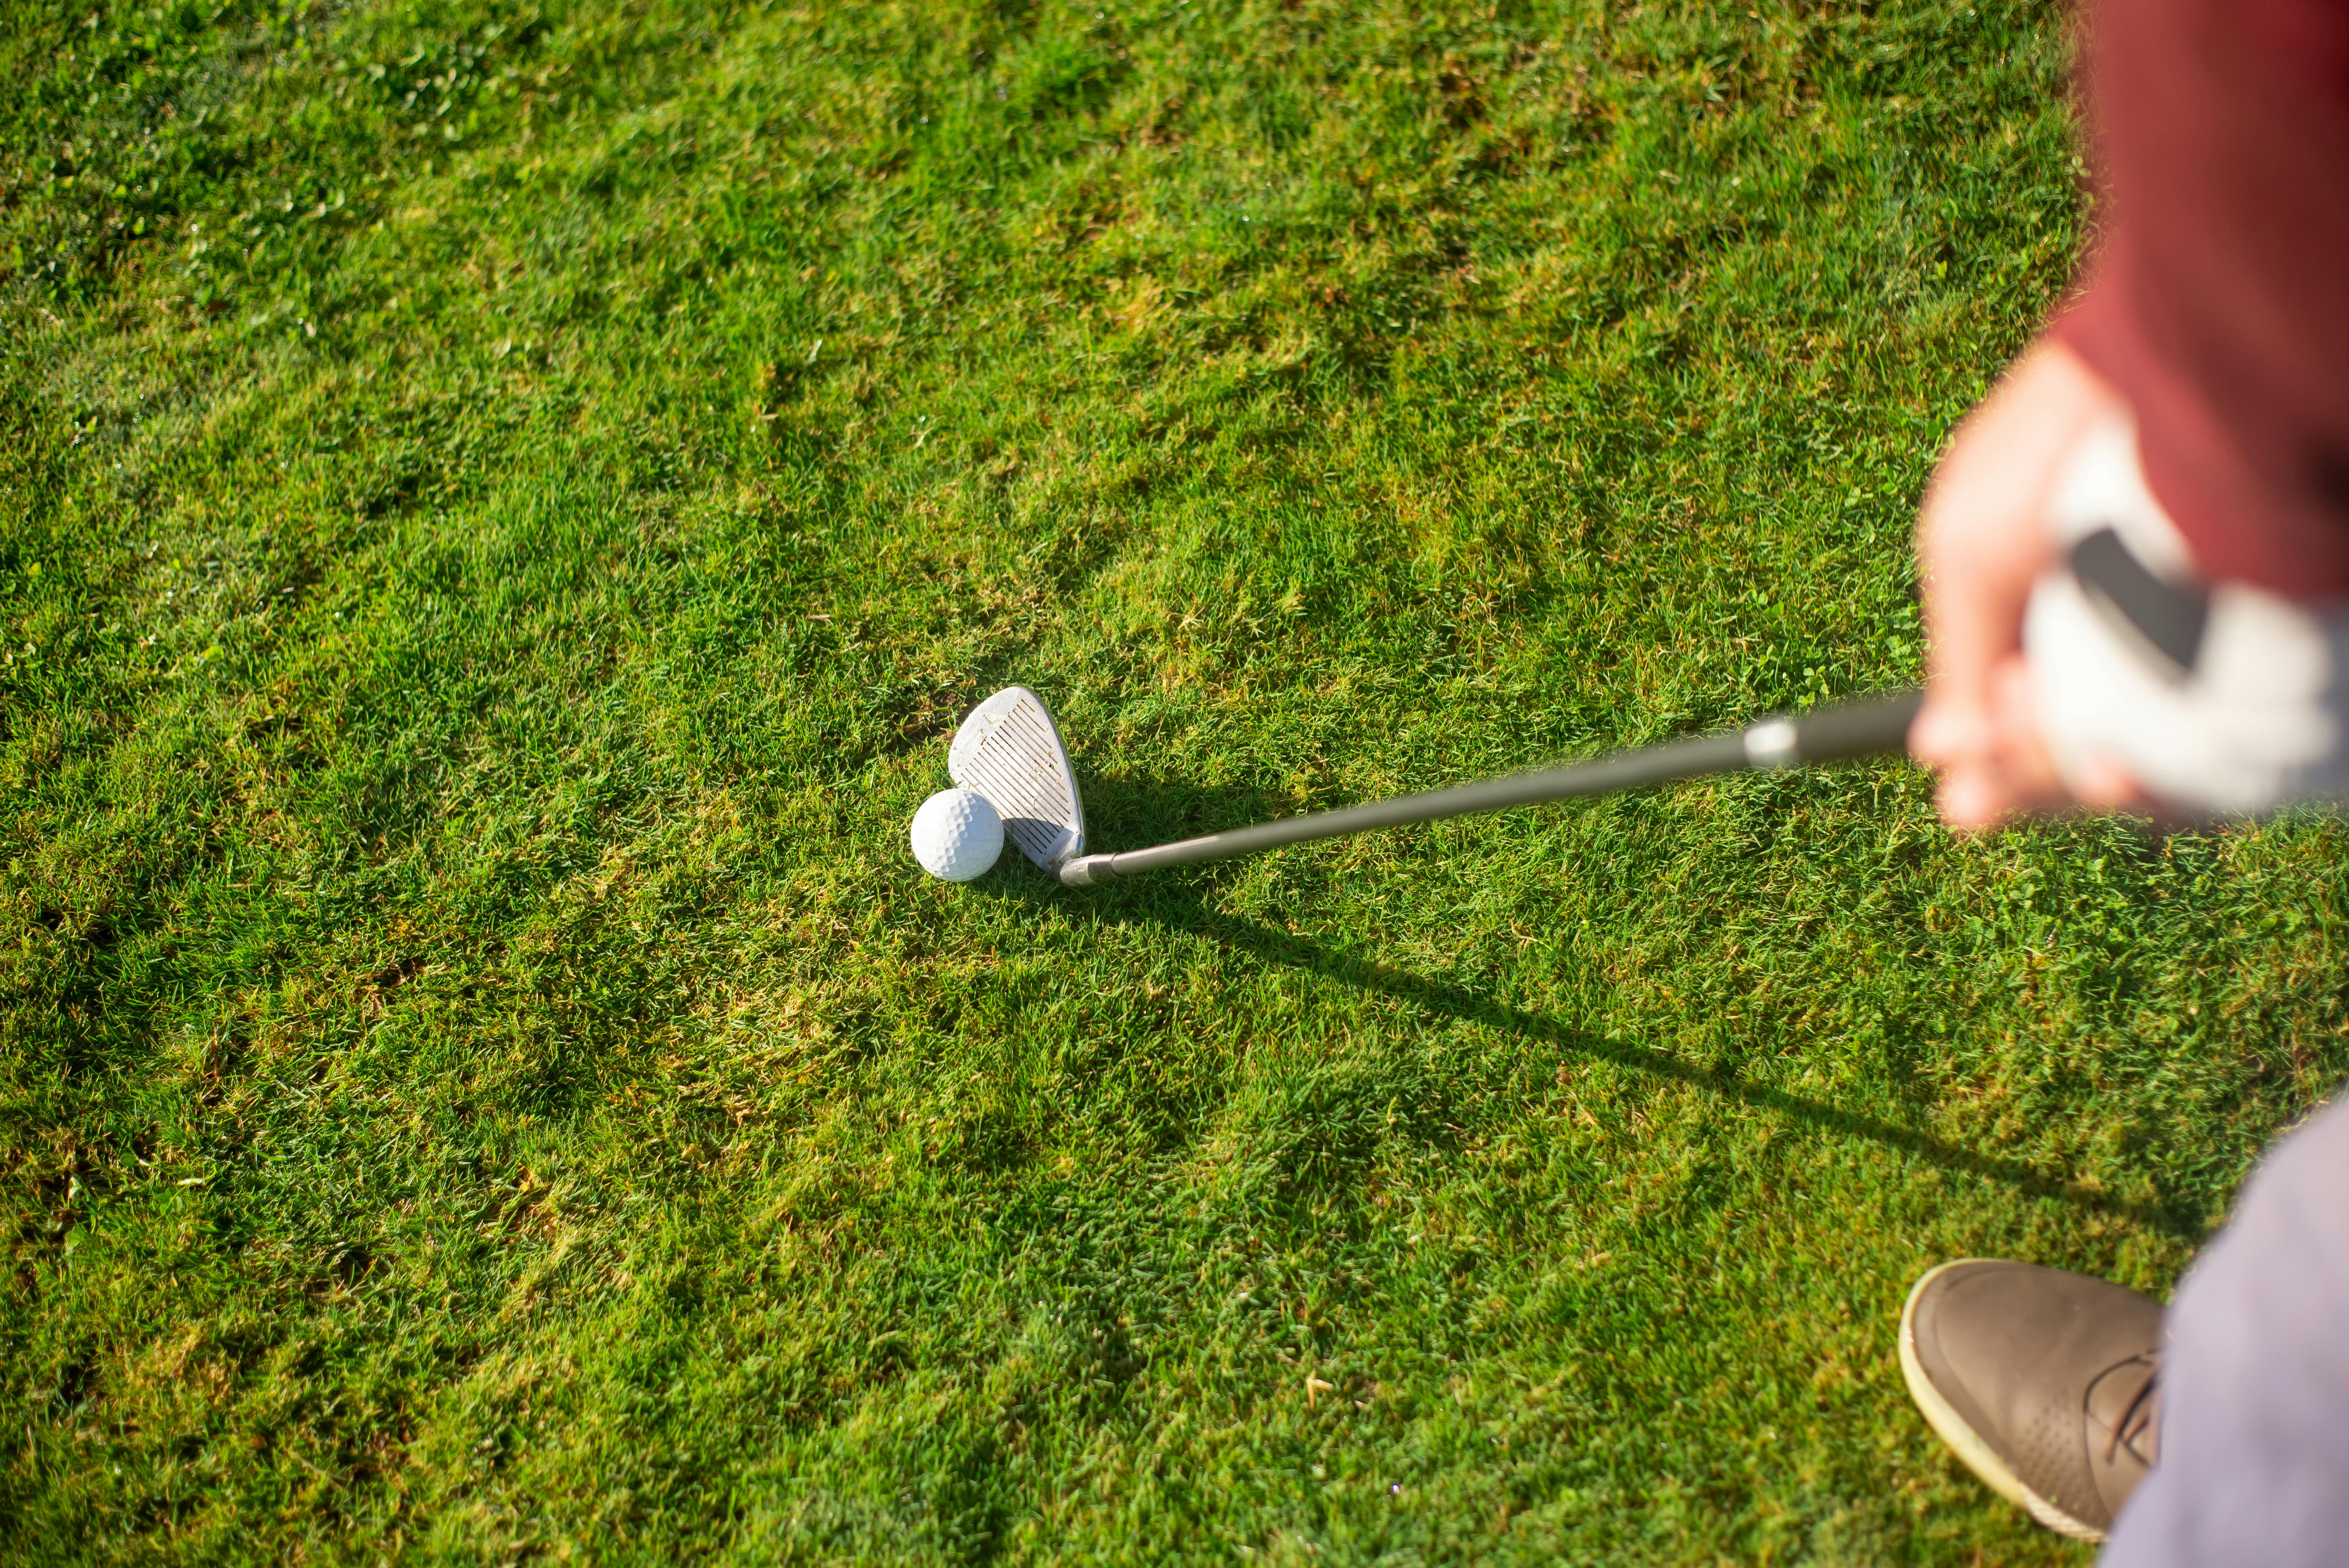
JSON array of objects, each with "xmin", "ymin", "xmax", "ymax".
[{"xmin": 2026, "ymin": 417, "xmax": 2349, "ymax": 817}]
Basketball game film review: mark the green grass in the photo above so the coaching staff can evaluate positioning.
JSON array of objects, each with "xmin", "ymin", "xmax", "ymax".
[{"xmin": 5, "ymin": 0, "xmax": 2347, "ymax": 1560}]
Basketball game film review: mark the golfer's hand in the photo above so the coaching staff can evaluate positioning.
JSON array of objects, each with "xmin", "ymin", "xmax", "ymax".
[{"xmin": 1911, "ymin": 340, "xmax": 2145, "ymax": 829}]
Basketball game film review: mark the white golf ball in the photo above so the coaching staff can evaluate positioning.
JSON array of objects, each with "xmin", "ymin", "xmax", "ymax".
[{"xmin": 909, "ymin": 788, "xmax": 1004, "ymax": 882}]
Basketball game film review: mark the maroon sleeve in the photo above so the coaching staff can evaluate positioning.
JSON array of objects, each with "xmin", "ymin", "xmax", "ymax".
[{"xmin": 2047, "ymin": 0, "xmax": 2349, "ymax": 597}]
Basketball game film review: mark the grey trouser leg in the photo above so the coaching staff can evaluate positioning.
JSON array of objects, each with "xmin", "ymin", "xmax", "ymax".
[{"xmin": 2102, "ymin": 1094, "xmax": 2349, "ymax": 1566}]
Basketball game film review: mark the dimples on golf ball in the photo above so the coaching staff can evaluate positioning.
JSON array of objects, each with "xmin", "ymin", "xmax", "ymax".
[{"xmin": 910, "ymin": 788, "xmax": 1004, "ymax": 882}]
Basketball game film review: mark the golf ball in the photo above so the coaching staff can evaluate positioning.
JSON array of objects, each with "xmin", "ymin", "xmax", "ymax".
[{"xmin": 909, "ymin": 788, "xmax": 1004, "ymax": 882}]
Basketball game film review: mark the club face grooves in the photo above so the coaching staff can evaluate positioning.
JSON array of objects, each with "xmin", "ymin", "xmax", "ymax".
[{"xmin": 948, "ymin": 686, "xmax": 1087, "ymax": 871}]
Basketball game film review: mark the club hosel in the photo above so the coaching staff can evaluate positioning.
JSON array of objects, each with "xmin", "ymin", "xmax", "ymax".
[{"xmin": 1056, "ymin": 853, "xmax": 1120, "ymax": 887}]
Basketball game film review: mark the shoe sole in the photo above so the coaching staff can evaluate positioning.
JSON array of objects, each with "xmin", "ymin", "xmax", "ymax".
[{"xmin": 1898, "ymin": 1260, "xmax": 2107, "ymax": 1544}]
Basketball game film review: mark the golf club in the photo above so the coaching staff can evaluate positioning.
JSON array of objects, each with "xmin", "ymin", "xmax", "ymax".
[{"xmin": 944, "ymin": 685, "xmax": 1923, "ymax": 888}]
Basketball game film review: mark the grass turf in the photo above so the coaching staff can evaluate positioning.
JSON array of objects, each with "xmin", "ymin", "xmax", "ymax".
[{"xmin": 6, "ymin": 0, "xmax": 2347, "ymax": 1560}]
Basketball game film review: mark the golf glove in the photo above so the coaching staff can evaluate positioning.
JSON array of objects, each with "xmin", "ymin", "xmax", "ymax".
[{"xmin": 2026, "ymin": 416, "xmax": 2349, "ymax": 817}]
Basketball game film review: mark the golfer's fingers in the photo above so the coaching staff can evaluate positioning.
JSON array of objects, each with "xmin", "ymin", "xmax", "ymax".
[
  {"xmin": 1911, "ymin": 517, "xmax": 2007, "ymax": 766},
  {"xmin": 1934, "ymin": 760, "xmax": 2019, "ymax": 832},
  {"xmin": 2073, "ymin": 755, "xmax": 2157, "ymax": 815},
  {"xmin": 1912, "ymin": 545, "xmax": 2029, "ymax": 788},
  {"xmin": 1987, "ymin": 652, "xmax": 2071, "ymax": 808},
  {"xmin": 1913, "ymin": 486, "xmax": 2037, "ymax": 779},
  {"xmin": 1926, "ymin": 646, "xmax": 2030, "ymax": 829},
  {"xmin": 1932, "ymin": 654, "xmax": 2071, "ymax": 832},
  {"xmin": 1911, "ymin": 685, "xmax": 1994, "ymax": 775},
  {"xmin": 1912, "ymin": 344, "xmax": 2105, "ymax": 789}
]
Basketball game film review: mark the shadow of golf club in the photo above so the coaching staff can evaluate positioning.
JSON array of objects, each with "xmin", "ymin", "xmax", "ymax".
[
  {"xmin": 1169, "ymin": 906, "xmax": 2198, "ymax": 1241},
  {"xmin": 982, "ymin": 769, "xmax": 2202, "ymax": 1242}
]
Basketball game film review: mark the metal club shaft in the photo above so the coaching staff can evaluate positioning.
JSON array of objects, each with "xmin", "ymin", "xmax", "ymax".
[{"xmin": 1054, "ymin": 689, "xmax": 1921, "ymax": 887}]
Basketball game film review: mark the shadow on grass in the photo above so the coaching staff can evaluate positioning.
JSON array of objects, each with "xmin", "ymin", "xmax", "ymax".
[
  {"xmin": 1187, "ymin": 906, "xmax": 2199, "ymax": 1242},
  {"xmin": 987, "ymin": 770, "xmax": 2204, "ymax": 1243}
]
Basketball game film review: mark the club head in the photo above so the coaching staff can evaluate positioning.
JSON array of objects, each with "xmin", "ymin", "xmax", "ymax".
[{"xmin": 949, "ymin": 685, "xmax": 1087, "ymax": 873}]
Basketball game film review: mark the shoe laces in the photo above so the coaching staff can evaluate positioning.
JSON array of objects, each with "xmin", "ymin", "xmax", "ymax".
[{"xmin": 2104, "ymin": 1354, "xmax": 2162, "ymax": 1469}]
